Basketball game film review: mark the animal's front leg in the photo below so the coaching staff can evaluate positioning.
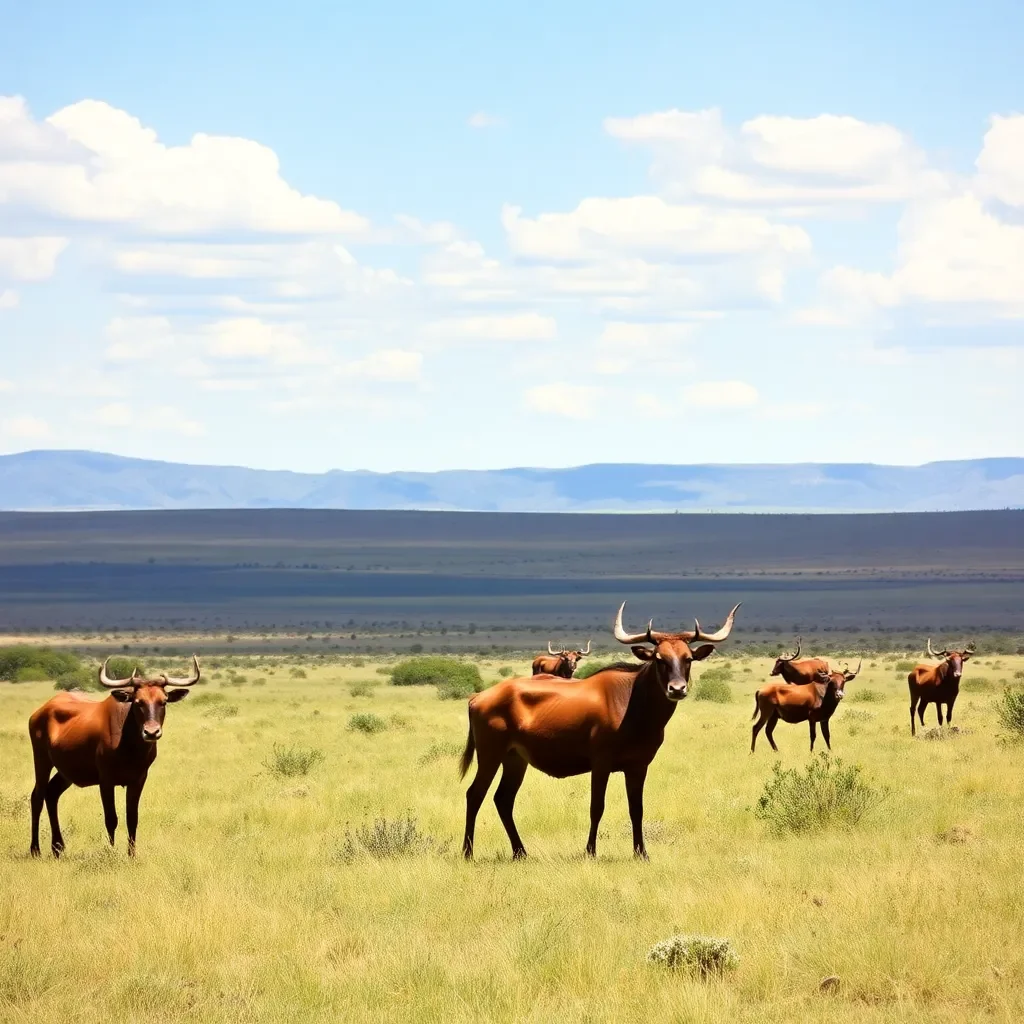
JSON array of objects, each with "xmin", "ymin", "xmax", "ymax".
[
  {"xmin": 624, "ymin": 765, "xmax": 649, "ymax": 860},
  {"xmin": 126, "ymin": 777, "xmax": 146, "ymax": 856},
  {"xmin": 585, "ymin": 768, "xmax": 610, "ymax": 858},
  {"xmin": 100, "ymin": 784, "xmax": 118, "ymax": 846}
]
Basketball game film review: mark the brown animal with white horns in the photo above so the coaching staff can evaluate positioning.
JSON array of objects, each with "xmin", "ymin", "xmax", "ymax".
[
  {"xmin": 770, "ymin": 637, "xmax": 830, "ymax": 685},
  {"xmin": 532, "ymin": 640, "xmax": 591, "ymax": 678},
  {"xmin": 751, "ymin": 661, "xmax": 861, "ymax": 753},
  {"xmin": 460, "ymin": 600, "xmax": 740, "ymax": 861},
  {"xmin": 28, "ymin": 655, "xmax": 201, "ymax": 857},
  {"xmin": 907, "ymin": 639, "xmax": 975, "ymax": 736}
]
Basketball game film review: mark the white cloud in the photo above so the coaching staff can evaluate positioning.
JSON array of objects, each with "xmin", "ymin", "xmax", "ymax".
[
  {"xmin": 2, "ymin": 415, "xmax": 50, "ymax": 438},
  {"xmin": 426, "ymin": 312, "xmax": 557, "ymax": 342},
  {"xmin": 92, "ymin": 402, "xmax": 133, "ymax": 427},
  {"xmin": 682, "ymin": 380, "xmax": 759, "ymax": 409},
  {"xmin": 203, "ymin": 318, "xmax": 329, "ymax": 365},
  {"xmin": 0, "ymin": 96, "xmax": 368, "ymax": 236},
  {"xmin": 0, "ymin": 236, "xmax": 68, "ymax": 280},
  {"xmin": 468, "ymin": 112, "xmax": 501, "ymax": 129},
  {"xmin": 341, "ymin": 349, "xmax": 423, "ymax": 382},
  {"xmin": 976, "ymin": 114, "xmax": 1024, "ymax": 208},
  {"xmin": 104, "ymin": 316, "xmax": 177, "ymax": 361},
  {"xmin": 0, "ymin": 288, "xmax": 18, "ymax": 309},
  {"xmin": 524, "ymin": 383, "xmax": 600, "ymax": 419},
  {"xmin": 0, "ymin": 378, "xmax": 12, "ymax": 391}
]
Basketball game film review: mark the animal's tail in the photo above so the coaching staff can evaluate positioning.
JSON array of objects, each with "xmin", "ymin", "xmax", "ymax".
[
  {"xmin": 458, "ymin": 709, "xmax": 476, "ymax": 779},
  {"xmin": 751, "ymin": 692, "xmax": 760, "ymax": 720}
]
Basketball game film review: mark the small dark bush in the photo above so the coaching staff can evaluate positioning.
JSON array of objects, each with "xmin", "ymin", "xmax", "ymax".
[
  {"xmin": 755, "ymin": 753, "xmax": 886, "ymax": 835},
  {"xmin": 894, "ymin": 660, "xmax": 916, "ymax": 673},
  {"xmin": 0, "ymin": 646, "xmax": 83, "ymax": 683},
  {"xmin": 289, "ymin": 668, "xmax": 308, "ymax": 679},
  {"xmin": 53, "ymin": 669, "xmax": 94, "ymax": 691},
  {"xmin": 263, "ymin": 744, "xmax": 324, "ymax": 777},
  {"xmin": 204, "ymin": 704, "xmax": 239, "ymax": 719},
  {"xmin": 497, "ymin": 666, "xmax": 515, "ymax": 678},
  {"xmin": 418, "ymin": 740, "xmax": 464, "ymax": 765},
  {"xmin": 349, "ymin": 680, "xmax": 376, "ymax": 697},
  {"xmin": 189, "ymin": 692, "xmax": 227, "ymax": 708},
  {"xmin": 961, "ymin": 676, "xmax": 994, "ymax": 693},
  {"xmin": 849, "ymin": 688, "xmax": 884, "ymax": 703},
  {"xmin": 391, "ymin": 656, "xmax": 483, "ymax": 690},
  {"xmin": 337, "ymin": 814, "xmax": 450, "ymax": 862},
  {"xmin": 996, "ymin": 688, "xmax": 1024, "ymax": 739},
  {"xmin": 103, "ymin": 655, "xmax": 148, "ymax": 679},
  {"xmin": 348, "ymin": 712, "xmax": 387, "ymax": 734},
  {"xmin": 694, "ymin": 665, "xmax": 732, "ymax": 703}
]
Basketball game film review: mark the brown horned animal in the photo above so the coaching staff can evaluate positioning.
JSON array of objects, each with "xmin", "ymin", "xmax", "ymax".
[
  {"xmin": 28, "ymin": 656, "xmax": 201, "ymax": 857},
  {"xmin": 907, "ymin": 639, "xmax": 975, "ymax": 736},
  {"xmin": 460, "ymin": 599, "xmax": 740, "ymax": 861},
  {"xmin": 531, "ymin": 640, "xmax": 591, "ymax": 678},
  {"xmin": 770, "ymin": 636, "xmax": 830, "ymax": 685},
  {"xmin": 751, "ymin": 661, "xmax": 860, "ymax": 753}
]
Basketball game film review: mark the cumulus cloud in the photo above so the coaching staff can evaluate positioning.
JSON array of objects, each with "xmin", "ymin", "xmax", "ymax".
[
  {"xmin": 0, "ymin": 288, "xmax": 17, "ymax": 309},
  {"xmin": 0, "ymin": 95, "xmax": 368, "ymax": 236},
  {"xmin": 425, "ymin": 312, "xmax": 557, "ymax": 342},
  {"xmin": 975, "ymin": 114, "xmax": 1024, "ymax": 208},
  {"xmin": 2, "ymin": 415, "xmax": 50, "ymax": 439},
  {"xmin": 524, "ymin": 383, "xmax": 600, "ymax": 419},
  {"xmin": 0, "ymin": 236, "xmax": 68, "ymax": 280},
  {"xmin": 203, "ymin": 318, "xmax": 329, "ymax": 365},
  {"xmin": 682, "ymin": 380, "xmax": 759, "ymax": 409}
]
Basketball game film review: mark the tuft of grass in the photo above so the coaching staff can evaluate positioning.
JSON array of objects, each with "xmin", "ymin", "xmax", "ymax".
[
  {"xmin": 849, "ymin": 688, "xmax": 884, "ymax": 703},
  {"xmin": 53, "ymin": 669, "xmax": 94, "ymax": 691},
  {"xmin": 497, "ymin": 666, "xmax": 515, "ymax": 678},
  {"xmin": 348, "ymin": 712, "xmax": 387, "ymax": 734},
  {"xmin": 262, "ymin": 744, "xmax": 325, "ymax": 778},
  {"xmin": 289, "ymin": 668, "xmax": 308, "ymax": 679},
  {"xmin": 418, "ymin": 740, "xmax": 463, "ymax": 765},
  {"xmin": 647, "ymin": 934, "xmax": 739, "ymax": 977},
  {"xmin": 694, "ymin": 667, "xmax": 732, "ymax": 703},
  {"xmin": 996, "ymin": 687, "xmax": 1024, "ymax": 739},
  {"xmin": 203, "ymin": 704, "xmax": 239, "ymax": 719},
  {"xmin": 336, "ymin": 814, "xmax": 450, "ymax": 862},
  {"xmin": 349, "ymin": 680, "xmax": 376, "ymax": 698},
  {"xmin": 755, "ymin": 753, "xmax": 886, "ymax": 835},
  {"xmin": 0, "ymin": 793, "xmax": 24, "ymax": 820},
  {"xmin": 961, "ymin": 676, "xmax": 994, "ymax": 693},
  {"xmin": 189, "ymin": 691, "xmax": 227, "ymax": 708}
]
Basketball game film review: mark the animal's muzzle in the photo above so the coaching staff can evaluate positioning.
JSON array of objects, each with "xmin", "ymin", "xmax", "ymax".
[
  {"xmin": 142, "ymin": 726, "xmax": 162, "ymax": 742},
  {"xmin": 667, "ymin": 683, "xmax": 688, "ymax": 701}
]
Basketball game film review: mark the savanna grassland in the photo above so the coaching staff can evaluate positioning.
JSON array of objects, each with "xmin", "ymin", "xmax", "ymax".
[{"xmin": 3, "ymin": 649, "xmax": 1024, "ymax": 1023}]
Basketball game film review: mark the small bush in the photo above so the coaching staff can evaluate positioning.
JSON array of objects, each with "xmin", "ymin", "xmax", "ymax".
[
  {"xmin": 53, "ymin": 670, "xmax": 92, "ymax": 691},
  {"xmin": 0, "ymin": 646, "xmax": 83, "ymax": 683},
  {"xmin": 961, "ymin": 676, "xmax": 994, "ymax": 693},
  {"xmin": 418, "ymin": 740, "xmax": 463, "ymax": 765},
  {"xmin": 694, "ymin": 674, "xmax": 732, "ymax": 703},
  {"xmin": 894, "ymin": 660, "xmax": 916, "ymax": 673},
  {"xmin": 996, "ymin": 688, "xmax": 1024, "ymax": 739},
  {"xmin": 647, "ymin": 935, "xmax": 739, "ymax": 977},
  {"xmin": 289, "ymin": 668, "xmax": 308, "ymax": 679},
  {"xmin": 391, "ymin": 656, "xmax": 483, "ymax": 690},
  {"xmin": 204, "ymin": 703, "xmax": 239, "ymax": 719},
  {"xmin": 375, "ymin": 666, "xmax": 393, "ymax": 676},
  {"xmin": 336, "ymin": 814, "xmax": 450, "ymax": 862},
  {"xmin": 348, "ymin": 712, "xmax": 387, "ymax": 734},
  {"xmin": 189, "ymin": 692, "xmax": 227, "ymax": 708},
  {"xmin": 437, "ymin": 677, "xmax": 481, "ymax": 701},
  {"xmin": 575, "ymin": 658, "xmax": 633, "ymax": 679},
  {"xmin": 103, "ymin": 656, "xmax": 147, "ymax": 679},
  {"xmin": 497, "ymin": 666, "xmax": 515, "ymax": 678},
  {"xmin": 755, "ymin": 753, "xmax": 886, "ymax": 835},
  {"xmin": 849, "ymin": 688, "xmax": 884, "ymax": 703},
  {"xmin": 349, "ymin": 680, "xmax": 376, "ymax": 697},
  {"xmin": 263, "ymin": 744, "xmax": 325, "ymax": 778}
]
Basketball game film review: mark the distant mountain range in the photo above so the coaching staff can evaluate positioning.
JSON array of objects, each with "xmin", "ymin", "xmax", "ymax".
[{"xmin": 1, "ymin": 450, "xmax": 1022, "ymax": 513}]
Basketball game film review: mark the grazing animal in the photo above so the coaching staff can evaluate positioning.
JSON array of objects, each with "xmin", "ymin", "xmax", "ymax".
[
  {"xmin": 908, "ymin": 639, "xmax": 975, "ymax": 736},
  {"xmin": 751, "ymin": 661, "xmax": 861, "ymax": 753},
  {"xmin": 460, "ymin": 600, "xmax": 740, "ymax": 861},
  {"xmin": 28, "ymin": 656, "xmax": 201, "ymax": 857},
  {"xmin": 770, "ymin": 636, "xmax": 830, "ymax": 685},
  {"xmin": 531, "ymin": 640, "xmax": 591, "ymax": 678}
]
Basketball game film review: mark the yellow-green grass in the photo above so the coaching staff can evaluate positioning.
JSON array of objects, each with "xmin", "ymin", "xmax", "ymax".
[{"xmin": 2, "ymin": 654, "xmax": 1023, "ymax": 1023}]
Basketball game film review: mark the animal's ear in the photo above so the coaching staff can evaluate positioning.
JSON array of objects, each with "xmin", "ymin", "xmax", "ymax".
[
  {"xmin": 110, "ymin": 688, "xmax": 133, "ymax": 703},
  {"xmin": 166, "ymin": 688, "xmax": 191, "ymax": 703},
  {"xmin": 631, "ymin": 645, "xmax": 655, "ymax": 661},
  {"xmin": 691, "ymin": 644, "xmax": 716, "ymax": 662}
]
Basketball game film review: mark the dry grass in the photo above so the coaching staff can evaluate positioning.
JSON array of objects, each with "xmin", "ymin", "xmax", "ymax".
[{"xmin": 1, "ymin": 654, "xmax": 1023, "ymax": 1023}]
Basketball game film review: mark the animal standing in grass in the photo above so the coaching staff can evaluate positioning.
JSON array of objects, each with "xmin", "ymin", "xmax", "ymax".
[
  {"xmin": 460, "ymin": 600, "xmax": 740, "ymax": 861},
  {"xmin": 770, "ymin": 637, "xmax": 830, "ymax": 685},
  {"xmin": 531, "ymin": 640, "xmax": 591, "ymax": 678},
  {"xmin": 28, "ymin": 656, "xmax": 201, "ymax": 857},
  {"xmin": 751, "ymin": 661, "xmax": 860, "ymax": 753},
  {"xmin": 908, "ymin": 639, "xmax": 975, "ymax": 736}
]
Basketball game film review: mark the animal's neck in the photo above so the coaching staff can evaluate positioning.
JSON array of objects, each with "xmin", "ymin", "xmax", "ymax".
[
  {"xmin": 628, "ymin": 662, "xmax": 677, "ymax": 729},
  {"xmin": 111, "ymin": 702, "xmax": 144, "ymax": 755}
]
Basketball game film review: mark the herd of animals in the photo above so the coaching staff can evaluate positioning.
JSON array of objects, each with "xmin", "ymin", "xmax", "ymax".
[{"xmin": 23, "ymin": 600, "xmax": 977, "ymax": 863}]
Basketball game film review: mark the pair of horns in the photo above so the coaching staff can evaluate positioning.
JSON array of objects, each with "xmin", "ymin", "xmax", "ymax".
[
  {"xmin": 613, "ymin": 601, "xmax": 741, "ymax": 646},
  {"xmin": 547, "ymin": 640, "xmax": 591, "ymax": 656},
  {"xmin": 98, "ymin": 654, "xmax": 202, "ymax": 689},
  {"xmin": 927, "ymin": 639, "xmax": 976, "ymax": 659},
  {"xmin": 779, "ymin": 637, "xmax": 802, "ymax": 661}
]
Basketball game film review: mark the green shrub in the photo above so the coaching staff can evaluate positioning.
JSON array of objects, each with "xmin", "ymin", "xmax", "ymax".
[
  {"xmin": 849, "ymin": 688, "xmax": 884, "ymax": 703},
  {"xmin": 391, "ymin": 656, "xmax": 483, "ymax": 689},
  {"xmin": 694, "ymin": 674, "xmax": 732, "ymax": 703},
  {"xmin": 53, "ymin": 668, "xmax": 94, "ymax": 691},
  {"xmin": 418, "ymin": 740, "xmax": 463, "ymax": 765},
  {"xmin": 189, "ymin": 692, "xmax": 227, "ymax": 708},
  {"xmin": 647, "ymin": 935, "xmax": 739, "ymax": 977},
  {"xmin": 894, "ymin": 660, "xmax": 916, "ymax": 673},
  {"xmin": 204, "ymin": 703, "xmax": 239, "ymax": 719},
  {"xmin": 497, "ymin": 666, "xmax": 515, "ymax": 678},
  {"xmin": 437, "ymin": 676, "xmax": 482, "ymax": 700},
  {"xmin": 348, "ymin": 713, "xmax": 387, "ymax": 734},
  {"xmin": 336, "ymin": 814, "xmax": 450, "ymax": 862},
  {"xmin": 349, "ymin": 680, "xmax": 376, "ymax": 697},
  {"xmin": 263, "ymin": 744, "xmax": 324, "ymax": 777},
  {"xmin": 0, "ymin": 646, "xmax": 83, "ymax": 682},
  {"xmin": 996, "ymin": 688, "xmax": 1024, "ymax": 739},
  {"xmin": 961, "ymin": 676, "xmax": 994, "ymax": 693},
  {"xmin": 755, "ymin": 753, "xmax": 886, "ymax": 835},
  {"xmin": 575, "ymin": 658, "xmax": 632, "ymax": 679},
  {"xmin": 289, "ymin": 668, "xmax": 308, "ymax": 679}
]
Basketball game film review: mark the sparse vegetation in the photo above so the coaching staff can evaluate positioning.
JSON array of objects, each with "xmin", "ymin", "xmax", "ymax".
[
  {"xmin": 996, "ymin": 687, "xmax": 1024, "ymax": 739},
  {"xmin": 336, "ymin": 814, "xmax": 450, "ymax": 862},
  {"xmin": 262, "ymin": 743, "xmax": 325, "ymax": 777},
  {"xmin": 349, "ymin": 680, "xmax": 376, "ymax": 697},
  {"xmin": 0, "ymin": 646, "xmax": 83, "ymax": 683},
  {"xmin": 694, "ymin": 666, "xmax": 733, "ymax": 703},
  {"xmin": 390, "ymin": 656, "xmax": 483, "ymax": 690},
  {"xmin": 647, "ymin": 934, "xmax": 739, "ymax": 977},
  {"xmin": 849, "ymin": 688, "xmax": 884, "ymax": 702},
  {"xmin": 348, "ymin": 712, "xmax": 387, "ymax": 734}
]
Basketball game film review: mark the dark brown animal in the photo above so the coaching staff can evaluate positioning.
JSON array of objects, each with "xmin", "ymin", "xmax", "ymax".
[
  {"xmin": 531, "ymin": 640, "xmax": 591, "ymax": 678},
  {"xmin": 908, "ymin": 639, "xmax": 975, "ymax": 736},
  {"xmin": 751, "ymin": 661, "xmax": 860, "ymax": 752},
  {"xmin": 459, "ymin": 600, "xmax": 740, "ymax": 861},
  {"xmin": 28, "ymin": 656, "xmax": 201, "ymax": 857},
  {"xmin": 770, "ymin": 636, "xmax": 830, "ymax": 685}
]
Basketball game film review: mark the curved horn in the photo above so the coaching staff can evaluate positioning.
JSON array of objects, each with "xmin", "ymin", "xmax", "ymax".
[
  {"xmin": 161, "ymin": 654, "xmax": 202, "ymax": 687},
  {"xmin": 965, "ymin": 640, "xmax": 977, "ymax": 652},
  {"xmin": 780, "ymin": 636, "xmax": 802, "ymax": 662},
  {"xmin": 927, "ymin": 638, "xmax": 948, "ymax": 659},
  {"xmin": 845, "ymin": 659, "xmax": 862, "ymax": 681},
  {"xmin": 98, "ymin": 657, "xmax": 138, "ymax": 689},
  {"xmin": 547, "ymin": 641, "xmax": 563, "ymax": 656},
  {"xmin": 613, "ymin": 602, "xmax": 655, "ymax": 645},
  {"xmin": 691, "ymin": 602, "xmax": 742, "ymax": 644},
  {"xmin": 578, "ymin": 639, "xmax": 591, "ymax": 656}
]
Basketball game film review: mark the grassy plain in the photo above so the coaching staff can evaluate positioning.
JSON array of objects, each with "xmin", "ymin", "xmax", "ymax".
[{"xmin": 2, "ymin": 649, "xmax": 1024, "ymax": 1023}]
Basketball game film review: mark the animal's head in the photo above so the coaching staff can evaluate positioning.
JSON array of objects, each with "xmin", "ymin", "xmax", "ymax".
[
  {"xmin": 816, "ymin": 660, "xmax": 861, "ymax": 701},
  {"xmin": 546, "ymin": 639, "xmax": 591, "ymax": 674},
  {"xmin": 771, "ymin": 637, "xmax": 802, "ymax": 676},
  {"xmin": 927, "ymin": 639, "xmax": 975, "ymax": 680},
  {"xmin": 613, "ymin": 600, "xmax": 741, "ymax": 701},
  {"xmin": 99, "ymin": 655, "xmax": 201, "ymax": 742}
]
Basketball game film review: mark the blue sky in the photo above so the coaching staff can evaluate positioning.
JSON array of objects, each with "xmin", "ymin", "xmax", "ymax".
[{"xmin": 0, "ymin": 0, "xmax": 1022, "ymax": 472}]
